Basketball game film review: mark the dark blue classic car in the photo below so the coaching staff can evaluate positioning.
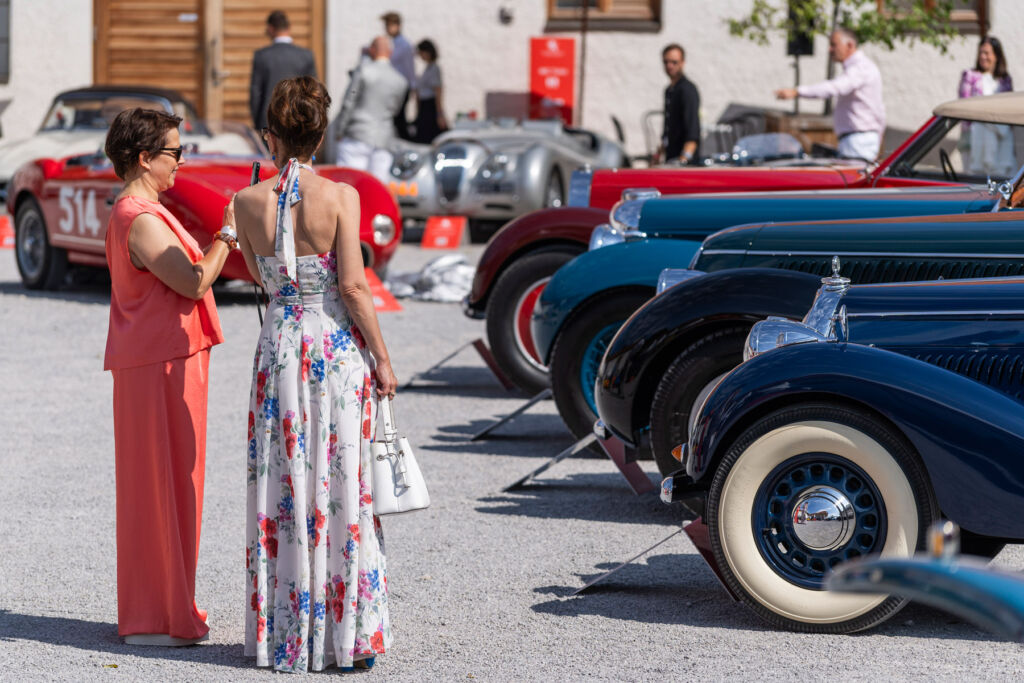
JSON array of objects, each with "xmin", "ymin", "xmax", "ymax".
[
  {"xmin": 661, "ymin": 274, "xmax": 1024, "ymax": 632},
  {"xmin": 529, "ymin": 183, "xmax": 1003, "ymax": 442},
  {"xmin": 596, "ymin": 197, "xmax": 1024, "ymax": 476}
]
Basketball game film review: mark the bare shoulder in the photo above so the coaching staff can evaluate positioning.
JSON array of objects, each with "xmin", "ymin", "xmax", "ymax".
[
  {"xmin": 331, "ymin": 180, "xmax": 359, "ymax": 205},
  {"xmin": 235, "ymin": 178, "xmax": 275, "ymax": 207}
]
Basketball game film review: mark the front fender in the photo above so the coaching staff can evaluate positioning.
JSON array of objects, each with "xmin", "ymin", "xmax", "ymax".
[
  {"xmin": 466, "ymin": 206, "xmax": 605, "ymax": 313},
  {"xmin": 689, "ymin": 343, "xmax": 1024, "ymax": 539},
  {"xmin": 596, "ymin": 268, "xmax": 823, "ymax": 445},
  {"xmin": 518, "ymin": 143, "xmax": 553, "ymax": 210},
  {"xmin": 531, "ymin": 238, "xmax": 701, "ymax": 364}
]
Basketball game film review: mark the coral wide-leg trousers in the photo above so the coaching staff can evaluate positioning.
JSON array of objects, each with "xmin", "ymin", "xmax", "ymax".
[{"xmin": 111, "ymin": 349, "xmax": 210, "ymax": 639}]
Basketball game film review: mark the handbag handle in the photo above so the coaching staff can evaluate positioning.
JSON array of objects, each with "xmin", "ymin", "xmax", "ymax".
[
  {"xmin": 379, "ymin": 396, "xmax": 399, "ymax": 444},
  {"xmin": 376, "ymin": 398, "xmax": 410, "ymax": 487}
]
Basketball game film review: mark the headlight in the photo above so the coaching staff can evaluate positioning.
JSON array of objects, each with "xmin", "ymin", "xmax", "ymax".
[
  {"xmin": 480, "ymin": 152, "xmax": 512, "ymax": 181},
  {"xmin": 609, "ymin": 187, "xmax": 660, "ymax": 233},
  {"xmin": 656, "ymin": 268, "xmax": 704, "ymax": 294},
  {"xmin": 372, "ymin": 214, "xmax": 396, "ymax": 245},
  {"xmin": 391, "ymin": 150, "xmax": 422, "ymax": 179},
  {"xmin": 588, "ymin": 223, "xmax": 623, "ymax": 251},
  {"xmin": 742, "ymin": 257, "xmax": 852, "ymax": 361}
]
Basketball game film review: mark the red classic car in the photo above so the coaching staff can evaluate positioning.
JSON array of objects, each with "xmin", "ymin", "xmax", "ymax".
[
  {"xmin": 7, "ymin": 87, "xmax": 401, "ymax": 290},
  {"xmin": 466, "ymin": 91, "xmax": 1024, "ymax": 394}
]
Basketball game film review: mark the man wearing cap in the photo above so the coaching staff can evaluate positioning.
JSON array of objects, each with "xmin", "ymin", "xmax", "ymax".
[
  {"xmin": 381, "ymin": 11, "xmax": 415, "ymax": 141},
  {"xmin": 249, "ymin": 10, "xmax": 318, "ymax": 131}
]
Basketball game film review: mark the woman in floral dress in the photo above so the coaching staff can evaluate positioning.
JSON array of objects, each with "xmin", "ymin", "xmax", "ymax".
[{"xmin": 234, "ymin": 77, "xmax": 398, "ymax": 673}]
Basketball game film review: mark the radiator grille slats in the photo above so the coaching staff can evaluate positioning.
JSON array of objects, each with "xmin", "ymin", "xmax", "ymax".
[
  {"xmin": 907, "ymin": 350, "xmax": 1024, "ymax": 400},
  {"xmin": 775, "ymin": 258, "xmax": 1024, "ymax": 284}
]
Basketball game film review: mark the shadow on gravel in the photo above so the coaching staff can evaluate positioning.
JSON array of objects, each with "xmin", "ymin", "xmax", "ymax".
[
  {"xmin": 403, "ymin": 366, "xmax": 526, "ymax": 399},
  {"xmin": 432, "ymin": 412, "xmax": 572, "ymax": 442},
  {"xmin": 475, "ymin": 476, "xmax": 682, "ymax": 524},
  {"xmin": 0, "ymin": 610, "xmax": 248, "ymax": 667},
  {"xmin": 531, "ymin": 553, "xmax": 1002, "ymax": 641},
  {"xmin": 0, "ymin": 279, "xmax": 110, "ymax": 305}
]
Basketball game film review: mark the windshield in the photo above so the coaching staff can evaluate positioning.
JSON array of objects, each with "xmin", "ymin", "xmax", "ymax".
[
  {"xmin": 886, "ymin": 116, "xmax": 1024, "ymax": 184},
  {"xmin": 40, "ymin": 95, "xmax": 176, "ymax": 132}
]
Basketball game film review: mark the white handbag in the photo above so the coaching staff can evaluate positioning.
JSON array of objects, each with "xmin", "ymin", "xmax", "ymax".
[{"xmin": 371, "ymin": 397, "xmax": 430, "ymax": 515}]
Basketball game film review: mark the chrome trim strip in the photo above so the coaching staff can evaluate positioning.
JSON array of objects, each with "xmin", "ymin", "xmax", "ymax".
[
  {"xmin": 52, "ymin": 234, "xmax": 103, "ymax": 247},
  {"xmin": 847, "ymin": 310, "xmax": 1024, "ymax": 319},
  {"xmin": 701, "ymin": 249, "xmax": 1024, "ymax": 259}
]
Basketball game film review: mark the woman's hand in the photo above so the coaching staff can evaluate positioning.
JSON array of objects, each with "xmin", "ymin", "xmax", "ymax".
[
  {"xmin": 222, "ymin": 194, "xmax": 236, "ymax": 229},
  {"xmin": 375, "ymin": 360, "xmax": 398, "ymax": 400}
]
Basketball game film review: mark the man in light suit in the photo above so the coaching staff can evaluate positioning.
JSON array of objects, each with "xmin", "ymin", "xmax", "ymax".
[
  {"xmin": 336, "ymin": 36, "xmax": 407, "ymax": 183},
  {"xmin": 249, "ymin": 10, "xmax": 318, "ymax": 131}
]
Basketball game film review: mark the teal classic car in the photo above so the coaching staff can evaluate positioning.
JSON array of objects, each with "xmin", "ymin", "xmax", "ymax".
[
  {"xmin": 595, "ymin": 175, "xmax": 1024, "ymax": 476},
  {"xmin": 530, "ymin": 182, "xmax": 1005, "ymax": 443}
]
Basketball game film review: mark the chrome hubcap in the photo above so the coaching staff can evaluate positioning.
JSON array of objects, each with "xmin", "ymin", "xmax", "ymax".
[{"xmin": 790, "ymin": 485, "xmax": 856, "ymax": 551}]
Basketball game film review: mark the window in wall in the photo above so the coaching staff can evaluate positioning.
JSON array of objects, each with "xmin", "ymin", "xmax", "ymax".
[
  {"xmin": 546, "ymin": 0, "xmax": 661, "ymax": 32},
  {"xmin": 876, "ymin": 0, "xmax": 988, "ymax": 34},
  {"xmin": 0, "ymin": 0, "xmax": 9, "ymax": 84}
]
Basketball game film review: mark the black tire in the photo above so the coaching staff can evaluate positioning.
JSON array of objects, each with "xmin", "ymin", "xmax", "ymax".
[
  {"xmin": 550, "ymin": 290, "xmax": 653, "ymax": 446},
  {"xmin": 485, "ymin": 247, "xmax": 583, "ymax": 395},
  {"xmin": 649, "ymin": 326, "xmax": 751, "ymax": 477},
  {"xmin": 706, "ymin": 403, "xmax": 938, "ymax": 633},
  {"xmin": 15, "ymin": 199, "xmax": 66, "ymax": 290},
  {"xmin": 545, "ymin": 168, "xmax": 565, "ymax": 208}
]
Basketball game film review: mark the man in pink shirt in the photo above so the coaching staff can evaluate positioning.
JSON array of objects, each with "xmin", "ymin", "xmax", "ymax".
[{"xmin": 775, "ymin": 28, "xmax": 885, "ymax": 161}]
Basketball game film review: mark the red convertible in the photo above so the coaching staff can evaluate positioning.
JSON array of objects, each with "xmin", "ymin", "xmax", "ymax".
[
  {"xmin": 466, "ymin": 91, "xmax": 1024, "ymax": 393},
  {"xmin": 8, "ymin": 87, "xmax": 401, "ymax": 290}
]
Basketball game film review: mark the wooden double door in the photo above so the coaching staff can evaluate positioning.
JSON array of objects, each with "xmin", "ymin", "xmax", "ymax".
[{"xmin": 94, "ymin": 0, "xmax": 325, "ymax": 124}]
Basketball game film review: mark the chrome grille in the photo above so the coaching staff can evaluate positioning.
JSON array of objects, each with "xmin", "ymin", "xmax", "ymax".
[{"xmin": 434, "ymin": 144, "xmax": 467, "ymax": 202}]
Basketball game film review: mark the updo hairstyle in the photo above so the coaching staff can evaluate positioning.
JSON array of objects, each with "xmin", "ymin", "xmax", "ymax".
[
  {"xmin": 266, "ymin": 76, "xmax": 332, "ymax": 160},
  {"xmin": 104, "ymin": 108, "xmax": 182, "ymax": 180}
]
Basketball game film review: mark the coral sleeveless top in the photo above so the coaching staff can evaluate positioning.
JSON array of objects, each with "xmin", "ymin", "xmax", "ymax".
[{"xmin": 104, "ymin": 196, "xmax": 224, "ymax": 370}]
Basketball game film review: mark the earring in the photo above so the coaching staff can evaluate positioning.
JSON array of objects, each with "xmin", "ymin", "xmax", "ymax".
[
  {"xmin": 312, "ymin": 154, "xmax": 317, "ymax": 162},
  {"xmin": 271, "ymin": 154, "xmax": 276, "ymax": 161}
]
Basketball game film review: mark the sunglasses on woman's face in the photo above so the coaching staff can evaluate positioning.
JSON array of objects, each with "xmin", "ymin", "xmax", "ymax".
[{"xmin": 159, "ymin": 146, "xmax": 184, "ymax": 162}]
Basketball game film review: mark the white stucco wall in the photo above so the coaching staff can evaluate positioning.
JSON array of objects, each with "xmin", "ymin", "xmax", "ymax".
[
  {"xmin": 0, "ymin": 1, "xmax": 92, "ymax": 141},
  {"xmin": 326, "ymin": 0, "xmax": 1024, "ymax": 157},
  {"xmin": 1, "ymin": 1, "xmax": 1020, "ymax": 157}
]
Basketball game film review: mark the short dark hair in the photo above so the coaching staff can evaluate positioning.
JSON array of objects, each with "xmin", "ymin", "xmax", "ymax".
[
  {"xmin": 104, "ymin": 108, "xmax": 182, "ymax": 180},
  {"xmin": 267, "ymin": 10, "xmax": 289, "ymax": 31},
  {"xmin": 381, "ymin": 11, "xmax": 401, "ymax": 25},
  {"xmin": 266, "ymin": 77, "xmax": 331, "ymax": 160},
  {"xmin": 662, "ymin": 43, "xmax": 685, "ymax": 61},
  {"xmin": 417, "ymin": 39, "xmax": 438, "ymax": 62}
]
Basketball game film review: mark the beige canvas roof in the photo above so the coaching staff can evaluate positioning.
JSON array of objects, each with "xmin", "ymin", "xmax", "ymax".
[{"xmin": 933, "ymin": 91, "xmax": 1024, "ymax": 125}]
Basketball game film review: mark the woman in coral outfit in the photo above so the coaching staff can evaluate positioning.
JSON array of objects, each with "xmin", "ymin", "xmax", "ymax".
[{"xmin": 103, "ymin": 108, "xmax": 236, "ymax": 646}]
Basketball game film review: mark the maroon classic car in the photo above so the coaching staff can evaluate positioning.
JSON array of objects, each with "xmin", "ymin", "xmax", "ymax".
[{"xmin": 466, "ymin": 91, "xmax": 1024, "ymax": 394}]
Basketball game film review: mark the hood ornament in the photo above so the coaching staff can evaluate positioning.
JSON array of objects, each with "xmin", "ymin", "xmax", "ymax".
[{"xmin": 821, "ymin": 256, "xmax": 851, "ymax": 292}]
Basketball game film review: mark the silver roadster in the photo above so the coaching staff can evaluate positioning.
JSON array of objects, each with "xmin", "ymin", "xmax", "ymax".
[{"xmin": 386, "ymin": 118, "xmax": 626, "ymax": 240}]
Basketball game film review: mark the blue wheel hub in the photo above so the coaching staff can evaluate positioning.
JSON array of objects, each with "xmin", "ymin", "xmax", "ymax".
[
  {"xmin": 579, "ymin": 322, "xmax": 622, "ymax": 415},
  {"xmin": 752, "ymin": 454, "xmax": 887, "ymax": 590}
]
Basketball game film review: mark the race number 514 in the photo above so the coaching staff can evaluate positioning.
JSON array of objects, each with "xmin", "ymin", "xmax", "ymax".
[{"xmin": 58, "ymin": 186, "xmax": 101, "ymax": 236}]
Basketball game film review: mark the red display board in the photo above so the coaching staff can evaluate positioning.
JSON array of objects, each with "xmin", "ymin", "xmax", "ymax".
[{"xmin": 529, "ymin": 37, "xmax": 575, "ymax": 124}]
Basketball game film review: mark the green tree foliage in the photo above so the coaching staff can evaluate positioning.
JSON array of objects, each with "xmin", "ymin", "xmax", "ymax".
[{"xmin": 728, "ymin": 0, "xmax": 962, "ymax": 53}]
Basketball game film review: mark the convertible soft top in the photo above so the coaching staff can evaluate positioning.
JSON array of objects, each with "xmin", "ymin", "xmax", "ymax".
[{"xmin": 933, "ymin": 90, "xmax": 1024, "ymax": 126}]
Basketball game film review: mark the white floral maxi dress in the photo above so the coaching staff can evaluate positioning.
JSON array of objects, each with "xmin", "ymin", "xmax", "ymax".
[{"xmin": 245, "ymin": 160, "xmax": 391, "ymax": 672}]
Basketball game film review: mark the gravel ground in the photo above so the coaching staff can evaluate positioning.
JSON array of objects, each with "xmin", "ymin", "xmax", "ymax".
[{"xmin": 1, "ymin": 241, "xmax": 1023, "ymax": 681}]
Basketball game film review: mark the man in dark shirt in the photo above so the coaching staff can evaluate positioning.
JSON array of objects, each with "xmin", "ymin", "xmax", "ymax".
[
  {"xmin": 249, "ymin": 10, "xmax": 318, "ymax": 131},
  {"xmin": 661, "ymin": 43, "xmax": 700, "ymax": 164}
]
